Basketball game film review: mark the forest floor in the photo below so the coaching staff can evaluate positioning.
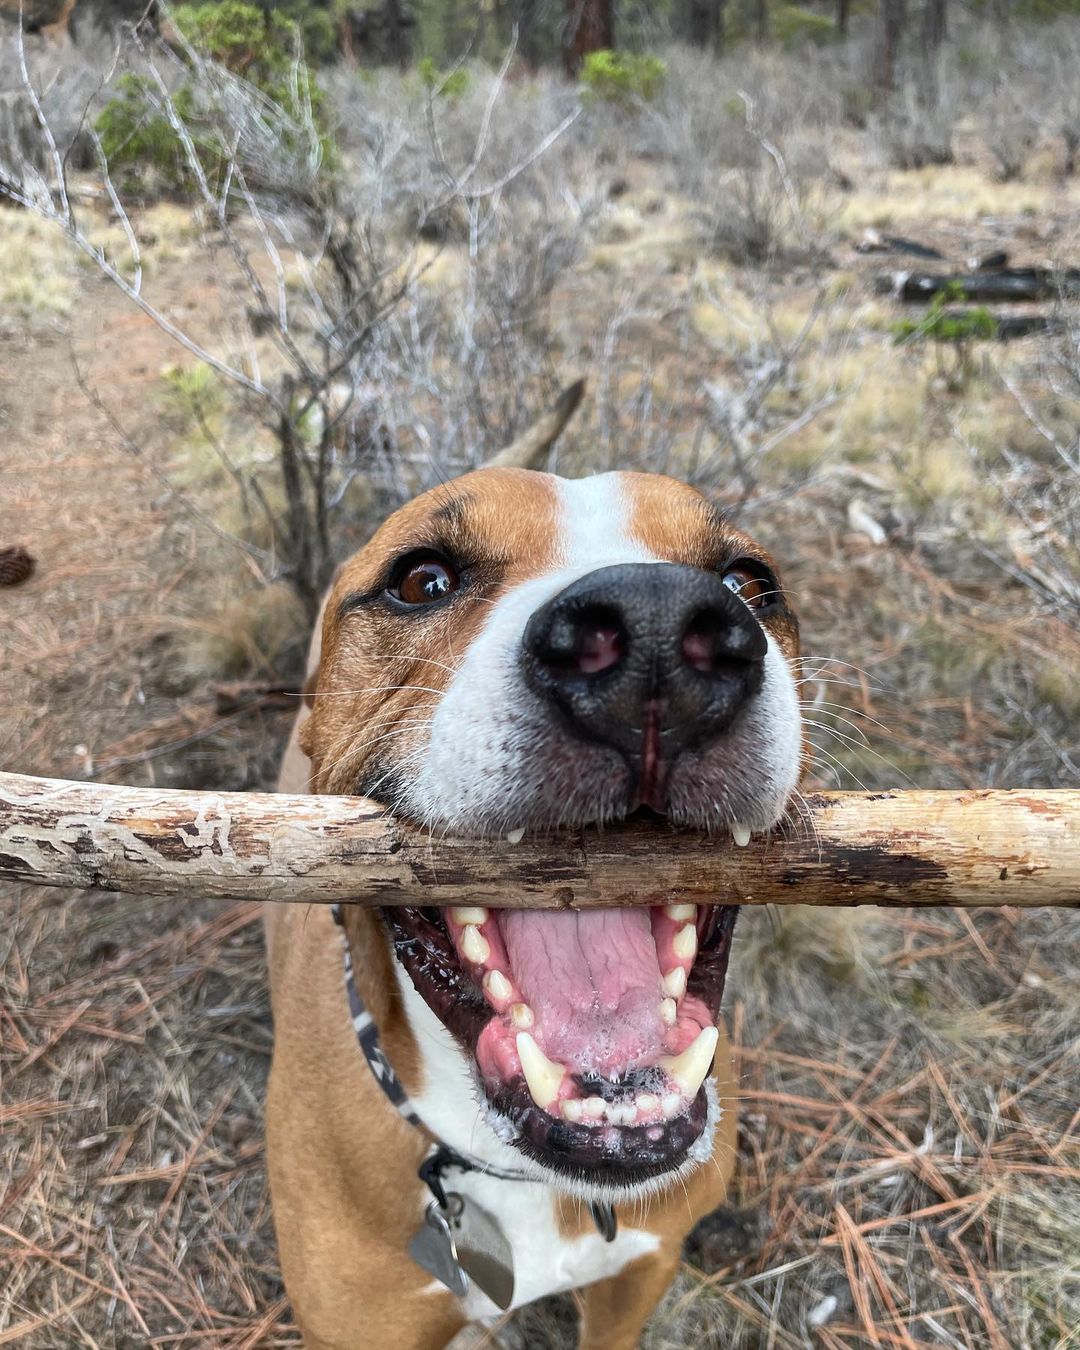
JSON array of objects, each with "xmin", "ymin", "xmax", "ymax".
[{"xmin": 1, "ymin": 78, "xmax": 1079, "ymax": 1350}]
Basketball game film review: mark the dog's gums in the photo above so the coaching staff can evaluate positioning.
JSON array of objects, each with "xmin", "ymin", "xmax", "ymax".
[{"xmin": 384, "ymin": 898, "xmax": 739, "ymax": 1183}]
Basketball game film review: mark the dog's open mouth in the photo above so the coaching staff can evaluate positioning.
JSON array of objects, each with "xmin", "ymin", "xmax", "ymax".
[{"xmin": 384, "ymin": 901, "xmax": 738, "ymax": 1187}]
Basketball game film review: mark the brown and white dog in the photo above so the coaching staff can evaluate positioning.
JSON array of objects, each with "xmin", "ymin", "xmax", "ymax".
[{"xmin": 265, "ymin": 467, "xmax": 803, "ymax": 1349}]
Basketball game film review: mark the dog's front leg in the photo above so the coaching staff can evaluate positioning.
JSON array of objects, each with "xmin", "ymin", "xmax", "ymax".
[{"xmin": 576, "ymin": 1246, "xmax": 683, "ymax": 1350}]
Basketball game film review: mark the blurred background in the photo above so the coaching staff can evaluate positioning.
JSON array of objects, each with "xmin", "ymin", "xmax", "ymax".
[{"xmin": 1, "ymin": 0, "xmax": 1078, "ymax": 1344}]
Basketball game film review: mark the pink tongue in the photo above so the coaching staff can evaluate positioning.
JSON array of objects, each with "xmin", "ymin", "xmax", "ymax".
[{"xmin": 499, "ymin": 908, "xmax": 665, "ymax": 1077}]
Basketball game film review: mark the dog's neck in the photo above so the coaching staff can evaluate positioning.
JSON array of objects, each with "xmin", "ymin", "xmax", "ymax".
[{"xmin": 340, "ymin": 905, "xmax": 528, "ymax": 1174}]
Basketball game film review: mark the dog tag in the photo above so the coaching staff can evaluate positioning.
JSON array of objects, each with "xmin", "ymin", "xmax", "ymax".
[
  {"xmin": 409, "ymin": 1200, "xmax": 469, "ymax": 1297},
  {"xmin": 408, "ymin": 1194, "xmax": 515, "ymax": 1310},
  {"xmin": 452, "ymin": 1194, "xmax": 515, "ymax": 1311}
]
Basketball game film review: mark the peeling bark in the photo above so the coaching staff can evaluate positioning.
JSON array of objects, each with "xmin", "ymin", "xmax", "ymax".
[{"xmin": 2, "ymin": 773, "xmax": 1076, "ymax": 910}]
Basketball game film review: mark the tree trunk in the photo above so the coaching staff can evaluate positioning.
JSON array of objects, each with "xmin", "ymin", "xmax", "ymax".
[
  {"xmin": 518, "ymin": 0, "xmax": 540, "ymax": 66},
  {"xmin": 837, "ymin": 0, "xmax": 851, "ymax": 35},
  {"xmin": 874, "ymin": 0, "xmax": 906, "ymax": 91},
  {"xmin": 753, "ymin": 0, "xmax": 767, "ymax": 44},
  {"xmin": 921, "ymin": 0, "xmax": 946, "ymax": 52},
  {"xmin": 563, "ymin": 0, "xmax": 614, "ymax": 75},
  {"xmin": 688, "ymin": 0, "xmax": 726, "ymax": 53},
  {"xmin": 383, "ymin": 0, "xmax": 411, "ymax": 70},
  {"xmin": 2, "ymin": 772, "xmax": 1077, "ymax": 911}
]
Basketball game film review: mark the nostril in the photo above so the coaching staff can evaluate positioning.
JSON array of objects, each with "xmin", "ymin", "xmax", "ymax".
[
  {"xmin": 681, "ymin": 627, "xmax": 716, "ymax": 673},
  {"xmin": 538, "ymin": 604, "xmax": 626, "ymax": 678},
  {"xmin": 578, "ymin": 624, "xmax": 624, "ymax": 675},
  {"xmin": 681, "ymin": 608, "xmax": 762, "ymax": 673}
]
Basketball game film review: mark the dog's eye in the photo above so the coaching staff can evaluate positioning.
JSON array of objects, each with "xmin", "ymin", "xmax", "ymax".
[
  {"xmin": 391, "ymin": 555, "xmax": 460, "ymax": 607},
  {"xmin": 722, "ymin": 565, "xmax": 773, "ymax": 609}
]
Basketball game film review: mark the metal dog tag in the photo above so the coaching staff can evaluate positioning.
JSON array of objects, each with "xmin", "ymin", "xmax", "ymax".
[
  {"xmin": 408, "ymin": 1194, "xmax": 515, "ymax": 1310},
  {"xmin": 452, "ymin": 1194, "xmax": 515, "ymax": 1311},
  {"xmin": 409, "ymin": 1200, "xmax": 469, "ymax": 1297}
]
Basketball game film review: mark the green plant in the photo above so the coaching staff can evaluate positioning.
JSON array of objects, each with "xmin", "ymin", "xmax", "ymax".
[
  {"xmin": 771, "ymin": 4, "xmax": 836, "ymax": 47},
  {"xmin": 95, "ymin": 74, "xmax": 195, "ymax": 191},
  {"xmin": 94, "ymin": 2, "xmax": 331, "ymax": 196},
  {"xmin": 580, "ymin": 50, "xmax": 667, "ymax": 107},
  {"xmin": 893, "ymin": 285, "xmax": 998, "ymax": 390},
  {"xmin": 417, "ymin": 56, "xmax": 471, "ymax": 100}
]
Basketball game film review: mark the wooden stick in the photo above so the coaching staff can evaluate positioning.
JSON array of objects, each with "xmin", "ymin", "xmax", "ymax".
[{"xmin": 1, "ymin": 772, "xmax": 1076, "ymax": 909}]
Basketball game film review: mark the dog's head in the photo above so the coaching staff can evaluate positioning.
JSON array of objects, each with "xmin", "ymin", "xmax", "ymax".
[{"xmin": 302, "ymin": 468, "xmax": 803, "ymax": 1193}]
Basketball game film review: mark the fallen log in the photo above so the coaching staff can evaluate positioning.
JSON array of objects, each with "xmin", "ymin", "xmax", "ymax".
[
  {"xmin": 874, "ymin": 267, "xmax": 1080, "ymax": 303},
  {"xmin": 1, "ymin": 772, "xmax": 1076, "ymax": 910}
]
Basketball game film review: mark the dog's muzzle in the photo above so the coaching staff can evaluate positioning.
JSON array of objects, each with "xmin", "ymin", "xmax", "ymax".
[{"xmin": 522, "ymin": 563, "xmax": 767, "ymax": 808}]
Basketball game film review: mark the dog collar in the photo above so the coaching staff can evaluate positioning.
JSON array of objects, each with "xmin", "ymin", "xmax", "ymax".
[{"xmin": 331, "ymin": 905, "xmax": 617, "ymax": 1241}]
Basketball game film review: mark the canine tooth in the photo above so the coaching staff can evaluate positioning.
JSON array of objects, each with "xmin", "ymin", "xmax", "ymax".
[
  {"xmin": 662, "ymin": 967, "xmax": 687, "ymax": 1000},
  {"xmin": 730, "ymin": 821, "xmax": 751, "ymax": 847},
  {"xmin": 516, "ymin": 1033, "xmax": 565, "ymax": 1110},
  {"xmin": 665, "ymin": 903, "xmax": 696, "ymax": 923},
  {"xmin": 636, "ymin": 1093, "xmax": 659, "ymax": 1114},
  {"xmin": 672, "ymin": 924, "xmax": 697, "ymax": 961},
  {"xmin": 660, "ymin": 997, "xmax": 677, "ymax": 1026},
  {"xmin": 561, "ymin": 1099, "xmax": 584, "ymax": 1123},
  {"xmin": 583, "ymin": 1096, "xmax": 606, "ymax": 1120},
  {"xmin": 483, "ymin": 969, "xmax": 512, "ymax": 1004},
  {"xmin": 505, "ymin": 827, "xmax": 525, "ymax": 844},
  {"xmin": 510, "ymin": 1002, "xmax": 535, "ymax": 1029},
  {"xmin": 659, "ymin": 1025, "xmax": 719, "ymax": 1099},
  {"xmin": 662, "ymin": 1092, "xmax": 683, "ymax": 1118},
  {"xmin": 461, "ymin": 925, "xmax": 491, "ymax": 965},
  {"xmin": 451, "ymin": 906, "xmax": 489, "ymax": 927}
]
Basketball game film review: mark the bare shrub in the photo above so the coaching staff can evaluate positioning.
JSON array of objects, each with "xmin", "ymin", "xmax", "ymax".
[
  {"xmin": 1042, "ymin": 18, "xmax": 1080, "ymax": 174},
  {"xmin": 1, "ymin": 26, "xmax": 588, "ymax": 618},
  {"xmin": 0, "ymin": 17, "xmax": 119, "ymax": 179},
  {"xmin": 874, "ymin": 58, "xmax": 956, "ymax": 169},
  {"xmin": 659, "ymin": 48, "xmax": 829, "ymax": 266},
  {"xmin": 991, "ymin": 310, "xmax": 1080, "ymax": 619},
  {"xmin": 980, "ymin": 83, "xmax": 1040, "ymax": 182}
]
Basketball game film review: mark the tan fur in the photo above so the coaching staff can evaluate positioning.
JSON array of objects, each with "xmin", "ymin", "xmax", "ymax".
[{"xmin": 267, "ymin": 468, "xmax": 792, "ymax": 1348}]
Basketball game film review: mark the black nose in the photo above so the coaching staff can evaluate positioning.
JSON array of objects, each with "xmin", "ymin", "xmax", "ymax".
[{"xmin": 522, "ymin": 563, "xmax": 767, "ymax": 804}]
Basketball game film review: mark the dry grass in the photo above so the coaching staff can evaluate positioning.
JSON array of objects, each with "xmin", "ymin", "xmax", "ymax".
[{"xmin": 2, "ymin": 18, "xmax": 1079, "ymax": 1349}]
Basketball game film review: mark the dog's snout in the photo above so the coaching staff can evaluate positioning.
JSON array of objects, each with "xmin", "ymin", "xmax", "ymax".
[{"xmin": 522, "ymin": 563, "xmax": 767, "ymax": 799}]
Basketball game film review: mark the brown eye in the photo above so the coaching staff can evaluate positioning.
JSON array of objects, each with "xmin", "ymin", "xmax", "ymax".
[
  {"xmin": 392, "ymin": 555, "xmax": 460, "ymax": 607},
  {"xmin": 722, "ymin": 566, "xmax": 772, "ymax": 608}
]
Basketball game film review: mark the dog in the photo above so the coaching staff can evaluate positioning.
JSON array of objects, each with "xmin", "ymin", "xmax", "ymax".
[{"xmin": 265, "ymin": 466, "xmax": 803, "ymax": 1349}]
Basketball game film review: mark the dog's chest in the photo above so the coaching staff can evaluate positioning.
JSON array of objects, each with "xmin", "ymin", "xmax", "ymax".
[{"xmin": 444, "ymin": 1170, "xmax": 660, "ymax": 1318}]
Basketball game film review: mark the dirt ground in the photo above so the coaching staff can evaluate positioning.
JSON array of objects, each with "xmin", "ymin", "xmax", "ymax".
[{"xmin": 2, "ymin": 110, "xmax": 1079, "ymax": 1350}]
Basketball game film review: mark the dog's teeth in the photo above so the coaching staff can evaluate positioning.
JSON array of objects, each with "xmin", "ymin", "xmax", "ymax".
[
  {"xmin": 636, "ymin": 1092, "xmax": 659, "ymax": 1114},
  {"xmin": 483, "ymin": 969, "xmax": 512, "ymax": 1004},
  {"xmin": 516, "ymin": 1033, "xmax": 565, "ymax": 1110},
  {"xmin": 451, "ymin": 906, "xmax": 489, "ymax": 927},
  {"xmin": 662, "ymin": 967, "xmax": 687, "ymax": 999},
  {"xmin": 505, "ymin": 827, "xmax": 525, "ymax": 844},
  {"xmin": 509, "ymin": 1002, "xmax": 535, "ymax": 1029},
  {"xmin": 659, "ymin": 997, "xmax": 677, "ymax": 1026},
  {"xmin": 730, "ymin": 821, "xmax": 751, "ymax": 847},
  {"xmin": 662, "ymin": 1092, "xmax": 683, "ymax": 1118},
  {"xmin": 665, "ymin": 903, "xmax": 696, "ymax": 922},
  {"xmin": 561, "ymin": 1098, "xmax": 583, "ymax": 1123},
  {"xmin": 672, "ymin": 923, "xmax": 697, "ymax": 961},
  {"xmin": 583, "ymin": 1096, "xmax": 606, "ymax": 1120},
  {"xmin": 658, "ymin": 1025, "xmax": 719, "ymax": 1099},
  {"xmin": 608, "ymin": 1103, "xmax": 637, "ymax": 1126},
  {"xmin": 461, "ymin": 925, "xmax": 491, "ymax": 965}
]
